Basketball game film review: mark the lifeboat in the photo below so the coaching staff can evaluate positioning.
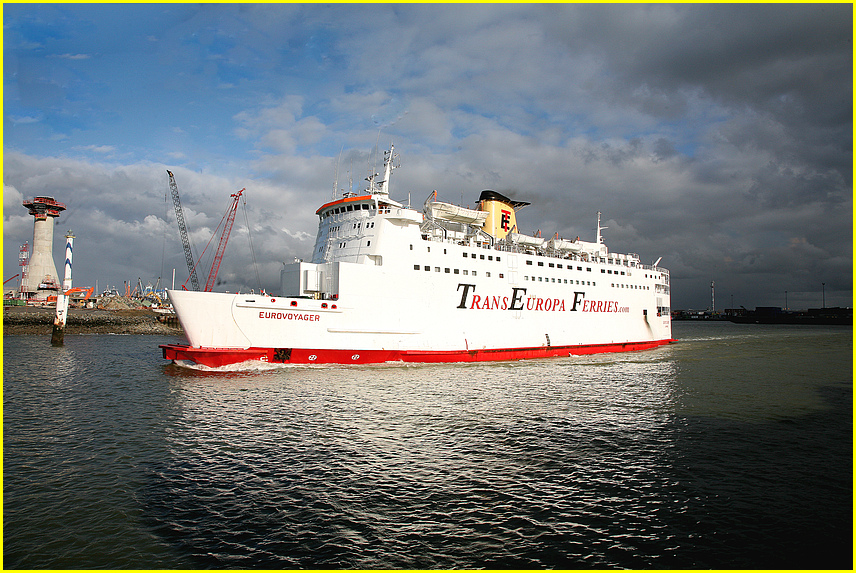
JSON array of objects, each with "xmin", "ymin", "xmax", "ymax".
[
  {"xmin": 428, "ymin": 201, "xmax": 487, "ymax": 226},
  {"xmin": 547, "ymin": 237, "xmax": 582, "ymax": 252},
  {"xmin": 508, "ymin": 232, "xmax": 545, "ymax": 247}
]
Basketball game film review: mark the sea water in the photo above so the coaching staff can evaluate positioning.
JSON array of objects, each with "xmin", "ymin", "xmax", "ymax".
[{"xmin": 3, "ymin": 321, "xmax": 852, "ymax": 568}]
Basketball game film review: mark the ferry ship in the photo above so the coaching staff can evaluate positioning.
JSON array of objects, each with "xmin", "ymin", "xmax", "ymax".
[{"xmin": 160, "ymin": 145, "xmax": 673, "ymax": 368}]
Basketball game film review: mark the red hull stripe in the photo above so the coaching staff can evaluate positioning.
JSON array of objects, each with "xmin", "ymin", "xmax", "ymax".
[{"xmin": 160, "ymin": 339, "xmax": 677, "ymax": 368}]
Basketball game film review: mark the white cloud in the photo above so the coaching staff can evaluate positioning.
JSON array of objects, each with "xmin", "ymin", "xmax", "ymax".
[{"xmin": 54, "ymin": 53, "xmax": 91, "ymax": 60}]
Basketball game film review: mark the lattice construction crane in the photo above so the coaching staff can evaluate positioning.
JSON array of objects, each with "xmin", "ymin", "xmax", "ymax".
[{"xmin": 167, "ymin": 170, "xmax": 201, "ymax": 291}]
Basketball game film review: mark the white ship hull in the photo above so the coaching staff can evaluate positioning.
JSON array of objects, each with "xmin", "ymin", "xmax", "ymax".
[{"xmin": 161, "ymin": 145, "xmax": 673, "ymax": 367}]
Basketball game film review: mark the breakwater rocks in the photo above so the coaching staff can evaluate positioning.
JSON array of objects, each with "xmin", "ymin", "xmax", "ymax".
[{"xmin": 3, "ymin": 307, "xmax": 183, "ymax": 335}]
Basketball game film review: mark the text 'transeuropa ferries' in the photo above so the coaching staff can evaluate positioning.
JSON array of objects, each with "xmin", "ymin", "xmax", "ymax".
[{"xmin": 161, "ymin": 145, "xmax": 674, "ymax": 368}]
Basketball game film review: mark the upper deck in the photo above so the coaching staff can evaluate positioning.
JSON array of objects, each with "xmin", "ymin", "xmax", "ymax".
[{"xmin": 310, "ymin": 144, "xmax": 670, "ymax": 281}]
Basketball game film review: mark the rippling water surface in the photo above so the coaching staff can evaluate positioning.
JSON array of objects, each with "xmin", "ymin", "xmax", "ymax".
[{"xmin": 3, "ymin": 322, "xmax": 852, "ymax": 568}]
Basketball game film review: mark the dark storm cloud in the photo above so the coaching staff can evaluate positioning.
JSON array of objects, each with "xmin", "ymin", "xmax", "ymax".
[{"xmin": 3, "ymin": 3, "xmax": 851, "ymax": 309}]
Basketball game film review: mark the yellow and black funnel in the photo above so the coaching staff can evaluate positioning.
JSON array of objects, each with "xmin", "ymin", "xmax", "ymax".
[{"xmin": 478, "ymin": 190, "xmax": 530, "ymax": 240}]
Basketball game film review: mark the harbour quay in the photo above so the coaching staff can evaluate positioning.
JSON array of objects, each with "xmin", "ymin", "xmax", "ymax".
[{"xmin": 3, "ymin": 305, "xmax": 181, "ymax": 336}]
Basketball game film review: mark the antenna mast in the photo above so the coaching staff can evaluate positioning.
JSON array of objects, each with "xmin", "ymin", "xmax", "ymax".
[{"xmin": 596, "ymin": 211, "xmax": 608, "ymax": 244}]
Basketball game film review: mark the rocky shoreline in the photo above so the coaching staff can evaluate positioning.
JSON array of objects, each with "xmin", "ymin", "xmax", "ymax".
[{"xmin": 3, "ymin": 306, "xmax": 184, "ymax": 336}]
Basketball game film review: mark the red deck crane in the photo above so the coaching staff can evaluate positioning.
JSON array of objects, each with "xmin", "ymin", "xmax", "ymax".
[{"xmin": 202, "ymin": 188, "xmax": 245, "ymax": 292}]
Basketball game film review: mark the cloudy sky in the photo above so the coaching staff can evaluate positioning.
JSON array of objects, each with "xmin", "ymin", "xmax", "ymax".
[{"xmin": 3, "ymin": 3, "xmax": 852, "ymax": 310}]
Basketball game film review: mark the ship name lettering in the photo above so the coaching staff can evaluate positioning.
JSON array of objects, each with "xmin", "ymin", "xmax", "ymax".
[
  {"xmin": 259, "ymin": 311, "xmax": 320, "ymax": 321},
  {"xmin": 578, "ymin": 300, "xmax": 622, "ymax": 313},
  {"xmin": 469, "ymin": 294, "xmax": 511, "ymax": 310},
  {"xmin": 457, "ymin": 284, "xmax": 625, "ymax": 314},
  {"xmin": 524, "ymin": 297, "xmax": 565, "ymax": 312},
  {"xmin": 456, "ymin": 283, "xmax": 477, "ymax": 309},
  {"xmin": 508, "ymin": 287, "xmax": 527, "ymax": 310},
  {"xmin": 570, "ymin": 291, "xmax": 586, "ymax": 311}
]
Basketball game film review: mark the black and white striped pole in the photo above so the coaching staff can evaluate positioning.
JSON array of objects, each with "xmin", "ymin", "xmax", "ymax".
[{"xmin": 51, "ymin": 231, "xmax": 74, "ymax": 347}]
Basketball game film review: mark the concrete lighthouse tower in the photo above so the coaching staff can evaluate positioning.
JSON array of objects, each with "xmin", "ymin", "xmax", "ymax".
[{"xmin": 21, "ymin": 196, "xmax": 66, "ymax": 300}]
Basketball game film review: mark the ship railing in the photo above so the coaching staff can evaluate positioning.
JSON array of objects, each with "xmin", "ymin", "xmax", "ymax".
[{"xmin": 640, "ymin": 263, "xmax": 669, "ymax": 274}]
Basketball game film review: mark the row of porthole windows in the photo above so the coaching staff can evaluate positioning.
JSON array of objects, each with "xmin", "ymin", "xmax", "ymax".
[
  {"xmin": 413, "ymin": 265, "xmax": 502, "ymax": 278},
  {"xmin": 527, "ymin": 259, "xmax": 592, "ymax": 272},
  {"xmin": 335, "ymin": 240, "xmax": 371, "ymax": 249},
  {"xmin": 612, "ymin": 284, "xmax": 649, "ymax": 290},
  {"xmin": 462, "ymin": 252, "xmax": 501, "ymax": 262},
  {"xmin": 524, "ymin": 276, "xmax": 594, "ymax": 286},
  {"xmin": 408, "ymin": 245, "xmax": 504, "ymax": 266}
]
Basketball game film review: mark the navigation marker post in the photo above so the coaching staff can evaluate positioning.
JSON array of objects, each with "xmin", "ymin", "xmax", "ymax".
[{"xmin": 51, "ymin": 231, "xmax": 74, "ymax": 347}]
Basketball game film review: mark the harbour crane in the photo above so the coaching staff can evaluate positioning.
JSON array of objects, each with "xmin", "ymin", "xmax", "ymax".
[
  {"xmin": 203, "ymin": 188, "xmax": 245, "ymax": 292},
  {"xmin": 166, "ymin": 170, "xmax": 201, "ymax": 291}
]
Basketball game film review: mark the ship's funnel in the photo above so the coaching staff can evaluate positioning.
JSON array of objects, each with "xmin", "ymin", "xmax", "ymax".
[{"xmin": 478, "ymin": 190, "xmax": 529, "ymax": 240}]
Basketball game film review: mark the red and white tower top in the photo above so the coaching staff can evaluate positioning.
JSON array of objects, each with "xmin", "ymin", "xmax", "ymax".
[{"xmin": 23, "ymin": 196, "xmax": 66, "ymax": 219}]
